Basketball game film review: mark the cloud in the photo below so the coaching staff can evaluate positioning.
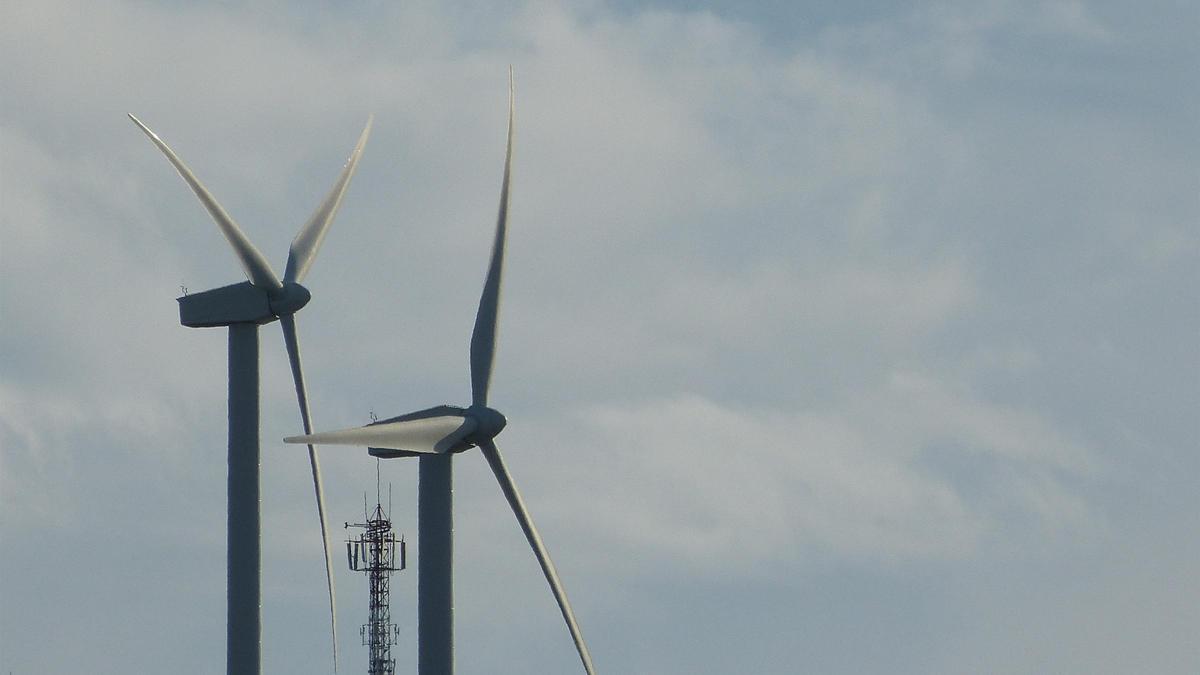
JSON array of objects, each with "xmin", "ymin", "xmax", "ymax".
[{"xmin": 526, "ymin": 365, "xmax": 1096, "ymax": 579}]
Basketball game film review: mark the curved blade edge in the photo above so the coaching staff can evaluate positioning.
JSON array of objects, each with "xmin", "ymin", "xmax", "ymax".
[
  {"xmin": 469, "ymin": 70, "xmax": 515, "ymax": 407},
  {"xmin": 127, "ymin": 114, "xmax": 282, "ymax": 292},
  {"xmin": 287, "ymin": 416, "xmax": 476, "ymax": 454},
  {"xmin": 284, "ymin": 116, "xmax": 373, "ymax": 283},
  {"xmin": 478, "ymin": 439, "xmax": 596, "ymax": 674},
  {"xmin": 280, "ymin": 314, "xmax": 338, "ymax": 672}
]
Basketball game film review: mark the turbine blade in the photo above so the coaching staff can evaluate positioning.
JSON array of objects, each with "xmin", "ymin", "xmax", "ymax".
[
  {"xmin": 478, "ymin": 439, "xmax": 595, "ymax": 674},
  {"xmin": 128, "ymin": 114, "xmax": 282, "ymax": 292},
  {"xmin": 280, "ymin": 314, "xmax": 338, "ymax": 672},
  {"xmin": 286, "ymin": 415, "xmax": 477, "ymax": 454},
  {"xmin": 284, "ymin": 116, "xmax": 373, "ymax": 283},
  {"xmin": 469, "ymin": 70, "xmax": 514, "ymax": 407}
]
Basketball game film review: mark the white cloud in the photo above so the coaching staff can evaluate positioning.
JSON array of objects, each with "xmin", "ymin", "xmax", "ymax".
[{"xmin": 523, "ymin": 371, "xmax": 1096, "ymax": 577}]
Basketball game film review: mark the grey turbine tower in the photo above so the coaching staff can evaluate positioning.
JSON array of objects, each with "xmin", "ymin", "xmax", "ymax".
[
  {"xmin": 285, "ymin": 73, "xmax": 595, "ymax": 675},
  {"xmin": 131, "ymin": 114, "xmax": 371, "ymax": 674}
]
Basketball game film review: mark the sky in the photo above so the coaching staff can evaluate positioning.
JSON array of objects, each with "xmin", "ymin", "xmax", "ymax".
[{"xmin": 1, "ymin": 0, "xmax": 1197, "ymax": 673}]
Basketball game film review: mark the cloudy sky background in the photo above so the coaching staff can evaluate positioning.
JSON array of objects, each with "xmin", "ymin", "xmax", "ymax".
[{"xmin": 2, "ymin": 0, "xmax": 1197, "ymax": 673}]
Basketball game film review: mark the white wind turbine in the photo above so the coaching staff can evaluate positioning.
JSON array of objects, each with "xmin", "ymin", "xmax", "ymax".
[
  {"xmin": 285, "ymin": 72, "xmax": 596, "ymax": 674},
  {"xmin": 131, "ymin": 114, "xmax": 370, "ymax": 674}
]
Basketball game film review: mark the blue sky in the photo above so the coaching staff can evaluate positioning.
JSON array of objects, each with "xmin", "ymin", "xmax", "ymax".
[{"xmin": 2, "ymin": 1, "xmax": 1197, "ymax": 673}]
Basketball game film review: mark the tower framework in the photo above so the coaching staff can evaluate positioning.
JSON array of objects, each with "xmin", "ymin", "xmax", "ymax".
[{"xmin": 347, "ymin": 497, "xmax": 406, "ymax": 675}]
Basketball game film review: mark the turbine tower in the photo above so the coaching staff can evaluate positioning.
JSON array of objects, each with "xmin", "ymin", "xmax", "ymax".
[
  {"xmin": 131, "ymin": 114, "xmax": 371, "ymax": 674},
  {"xmin": 285, "ymin": 72, "xmax": 596, "ymax": 674}
]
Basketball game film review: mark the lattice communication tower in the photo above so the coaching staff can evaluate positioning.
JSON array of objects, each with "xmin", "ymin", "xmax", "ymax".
[{"xmin": 347, "ymin": 477, "xmax": 406, "ymax": 675}]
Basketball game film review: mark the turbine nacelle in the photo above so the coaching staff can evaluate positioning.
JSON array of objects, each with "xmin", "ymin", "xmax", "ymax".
[
  {"xmin": 466, "ymin": 404, "xmax": 507, "ymax": 441},
  {"xmin": 268, "ymin": 281, "xmax": 312, "ymax": 317},
  {"xmin": 176, "ymin": 280, "xmax": 311, "ymax": 327}
]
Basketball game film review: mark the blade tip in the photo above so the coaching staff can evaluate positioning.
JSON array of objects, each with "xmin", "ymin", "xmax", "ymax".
[{"xmin": 127, "ymin": 113, "xmax": 149, "ymax": 131}]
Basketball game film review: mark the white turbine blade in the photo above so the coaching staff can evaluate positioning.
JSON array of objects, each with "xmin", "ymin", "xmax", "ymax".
[
  {"xmin": 469, "ymin": 69, "xmax": 514, "ymax": 407},
  {"xmin": 279, "ymin": 314, "xmax": 338, "ymax": 672},
  {"xmin": 478, "ymin": 439, "xmax": 595, "ymax": 674},
  {"xmin": 286, "ymin": 416, "xmax": 477, "ymax": 454},
  {"xmin": 128, "ymin": 114, "xmax": 282, "ymax": 292},
  {"xmin": 284, "ymin": 116, "xmax": 373, "ymax": 284}
]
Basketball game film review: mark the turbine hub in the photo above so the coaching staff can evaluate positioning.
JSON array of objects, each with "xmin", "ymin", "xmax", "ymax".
[
  {"xmin": 467, "ymin": 405, "xmax": 507, "ymax": 441},
  {"xmin": 269, "ymin": 281, "xmax": 311, "ymax": 316}
]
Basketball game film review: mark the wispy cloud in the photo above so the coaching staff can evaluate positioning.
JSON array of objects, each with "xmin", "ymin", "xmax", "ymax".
[{"xmin": 531, "ymin": 368, "xmax": 1096, "ymax": 576}]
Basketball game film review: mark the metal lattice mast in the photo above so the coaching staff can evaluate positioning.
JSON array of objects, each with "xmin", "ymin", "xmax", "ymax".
[{"xmin": 347, "ymin": 473, "xmax": 406, "ymax": 675}]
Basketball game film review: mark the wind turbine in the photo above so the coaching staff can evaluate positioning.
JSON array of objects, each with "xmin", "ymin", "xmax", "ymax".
[
  {"xmin": 285, "ymin": 73, "xmax": 596, "ymax": 674},
  {"xmin": 131, "ymin": 113, "xmax": 371, "ymax": 674}
]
